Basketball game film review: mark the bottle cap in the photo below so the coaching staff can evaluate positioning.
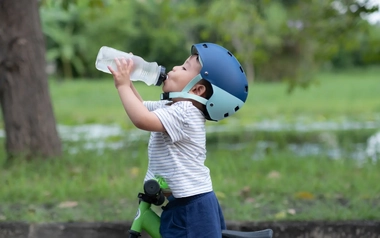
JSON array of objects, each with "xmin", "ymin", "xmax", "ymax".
[{"xmin": 155, "ymin": 66, "xmax": 167, "ymax": 86}]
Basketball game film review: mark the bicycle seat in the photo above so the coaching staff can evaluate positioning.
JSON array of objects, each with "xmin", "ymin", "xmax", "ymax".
[{"xmin": 222, "ymin": 228, "xmax": 273, "ymax": 238}]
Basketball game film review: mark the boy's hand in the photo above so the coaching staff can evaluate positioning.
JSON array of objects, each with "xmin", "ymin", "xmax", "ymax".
[{"xmin": 108, "ymin": 58, "xmax": 134, "ymax": 89}]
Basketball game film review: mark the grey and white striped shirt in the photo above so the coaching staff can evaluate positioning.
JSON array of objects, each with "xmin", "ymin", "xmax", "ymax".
[{"xmin": 143, "ymin": 100, "xmax": 213, "ymax": 198}]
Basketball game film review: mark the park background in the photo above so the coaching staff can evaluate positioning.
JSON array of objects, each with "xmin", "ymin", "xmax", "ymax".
[{"xmin": 1, "ymin": 0, "xmax": 380, "ymax": 224}]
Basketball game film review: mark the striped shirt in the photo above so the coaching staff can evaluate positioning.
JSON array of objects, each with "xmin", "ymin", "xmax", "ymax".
[{"xmin": 143, "ymin": 100, "xmax": 213, "ymax": 198}]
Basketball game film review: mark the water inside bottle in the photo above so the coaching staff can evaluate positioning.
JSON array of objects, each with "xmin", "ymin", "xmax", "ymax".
[
  {"xmin": 132, "ymin": 61, "xmax": 159, "ymax": 84},
  {"xmin": 96, "ymin": 58, "xmax": 116, "ymax": 74},
  {"xmin": 95, "ymin": 46, "xmax": 160, "ymax": 85}
]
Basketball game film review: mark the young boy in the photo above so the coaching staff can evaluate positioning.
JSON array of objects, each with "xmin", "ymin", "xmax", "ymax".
[{"xmin": 108, "ymin": 43, "xmax": 248, "ymax": 238}]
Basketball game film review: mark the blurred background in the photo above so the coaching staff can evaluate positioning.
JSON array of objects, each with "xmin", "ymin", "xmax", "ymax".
[
  {"xmin": 40, "ymin": 0, "xmax": 380, "ymax": 87},
  {"xmin": 0, "ymin": 0, "xmax": 380, "ymax": 223}
]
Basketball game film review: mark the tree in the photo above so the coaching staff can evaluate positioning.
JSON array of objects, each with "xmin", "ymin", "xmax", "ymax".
[
  {"xmin": 187, "ymin": 0, "xmax": 377, "ymax": 90},
  {"xmin": 203, "ymin": 0, "xmax": 285, "ymax": 83},
  {"xmin": 0, "ymin": 0, "xmax": 62, "ymax": 161}
]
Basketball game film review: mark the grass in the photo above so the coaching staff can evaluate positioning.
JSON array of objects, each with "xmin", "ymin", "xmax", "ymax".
[
  {"xmin": 0, "ymin": 67, "xmax": 380, "ymax": 222},
  {"xmin": 211, "ymin": 148, "xmax": 380, "ymax": 221},
  {"xmin": 1, "ymin": 145, "xmax": 380, "ymax": 222}
]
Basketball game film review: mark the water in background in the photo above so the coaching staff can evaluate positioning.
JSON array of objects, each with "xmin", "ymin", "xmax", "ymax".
[{"xmin": 0, "ymin": 119, "xmax": 379, "ymax": 162}]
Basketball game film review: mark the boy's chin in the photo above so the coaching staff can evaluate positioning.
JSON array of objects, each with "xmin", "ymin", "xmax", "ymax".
[{"xmin": 162, "ymin": 86, "xmax": 171, "ymax": 93}]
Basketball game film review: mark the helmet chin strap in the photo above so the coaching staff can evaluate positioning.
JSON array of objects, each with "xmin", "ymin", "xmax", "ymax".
[{"xmin": 160, "ymin": 74, "xmax": 208, "ymax": 105}]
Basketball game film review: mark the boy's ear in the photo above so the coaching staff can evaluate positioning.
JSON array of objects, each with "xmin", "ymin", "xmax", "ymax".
[{"xmin": 191, "ymin": 84, "xmax": 206, "ymax": 96}]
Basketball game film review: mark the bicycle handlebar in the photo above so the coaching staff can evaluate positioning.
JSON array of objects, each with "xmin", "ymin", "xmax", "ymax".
[{"xmin": 140, "ymin": 179, "xmax": 165, "ymax": 206}]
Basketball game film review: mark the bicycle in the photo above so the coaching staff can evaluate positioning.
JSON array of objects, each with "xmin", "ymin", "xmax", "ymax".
[{"xmin": 128, "ymin": 179, "xmax": 273, "ymax": 238}]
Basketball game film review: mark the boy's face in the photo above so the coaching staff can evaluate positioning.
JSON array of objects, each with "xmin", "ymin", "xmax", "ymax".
[{"xmin": 162, "ymin": 55, "xmax": 202, "ymax": 93}]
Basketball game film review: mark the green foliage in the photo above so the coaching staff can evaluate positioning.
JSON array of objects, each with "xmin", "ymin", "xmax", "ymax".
[
  {"xmin": 40, "ymin": 0, "xmax": 189, "ymax": 79},
  {"xmin": 332, "ymin": 24, "xmax": 380, "ymax": 68},
  {"xmin": 39, "ymin": 0, "xmax": 380, "ymax": 89},
  {"xmin": 40, "ymin": 0, "xmax": 99, "ymax": 78}
]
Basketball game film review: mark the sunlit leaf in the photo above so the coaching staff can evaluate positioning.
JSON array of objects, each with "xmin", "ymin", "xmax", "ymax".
[
  {"xmin": 58, "ymin": 201, "xmax": 78, "ymax": 208},
  {"xmin": 215, "ymin": 191, "xmax": 226, "ymax": 200},
  {"xmin": 129, "ymin": 167, "xmax": 140, "ymax": 178},
  {"xmin": 274, "ymin": 210, "xmax": 287, "ymax": 219},
  {"xmin": 267, "ymin": 170, "xmax": 281, "ymax": 179},
  {"xmin": 295, "ymin": 191, "xmax": 315, "ymax": 200},
  {"xmin": 239, "ymin": 186, "xmax": 251, "ymax": 199},
  {"xmin": 287, "ymin": 208, "xmax": 296, "ymax": 215}
]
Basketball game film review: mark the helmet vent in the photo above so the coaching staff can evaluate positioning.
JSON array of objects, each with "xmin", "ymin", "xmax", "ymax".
[
  {"xmin": 210, "ymin": 103, "xmax": 214, "ymax": 107},
  {"xmin": 245, "ymin": 85, "xmax": 248, "ymax": 92},
  {"xmin": 234, "ymin": 106, "xmax": 239, "ymax": 112},
  {"xmin": 227, "ymin": 51, "xmax": 233, "ymax": 57},
  {"xmin": 224, "ymin": 113, "xmax": 229, "ymax": 118},
  {"xmin": 202, "ymin": 44, "xmax": 208, "ymax": 48},
  {"xmin": 240, "ymin": 66, "xmax": 244, "ymax": 73}
]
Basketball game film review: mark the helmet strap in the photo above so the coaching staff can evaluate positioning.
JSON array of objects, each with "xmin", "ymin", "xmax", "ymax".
[{"xmin": 160, "ymin": 74, "xmax": 207, "ymax": 105}]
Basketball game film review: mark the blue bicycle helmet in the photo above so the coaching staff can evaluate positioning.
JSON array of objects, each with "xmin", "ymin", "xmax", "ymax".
[{"xmin": 161, "ymin": 43, "xmax": 248, "ymax": 121}]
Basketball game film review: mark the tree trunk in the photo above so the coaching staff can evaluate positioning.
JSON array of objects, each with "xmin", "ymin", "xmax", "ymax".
[{"xmin": 0, "ymin": 0, "xmax": 62, "ymax": 160}]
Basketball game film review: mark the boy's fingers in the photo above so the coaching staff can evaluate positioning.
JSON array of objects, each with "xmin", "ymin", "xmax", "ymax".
[
  {"xmin": 120, "ymin": 58, "xmax": 133, "ymax": 74},
  {"xmin": 107, "ymin": 65, "xmax": 115, "ymax": 74},
  {"xmin": 121, "ymin": 58, "xmax": 128, "ymax": 66},
  {"xmin": 112, "ymin": 57, "xmax": 133, "ymax": 76},
  {"xmin": 127, "ymin": 59, "xmax": 134, "ymax": 70},
  {"xmin": 115, "ymin": 58, "xmax": 122, "ymax": 70}
]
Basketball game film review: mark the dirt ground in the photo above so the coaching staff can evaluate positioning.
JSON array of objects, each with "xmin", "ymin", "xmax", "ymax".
[{"xmin": 0, "ymin": 220, "xmax": 380, "ymax": 238}]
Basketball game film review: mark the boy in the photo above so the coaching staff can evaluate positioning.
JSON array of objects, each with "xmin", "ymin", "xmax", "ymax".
[{"xmin": 108, "ymin": 43, "xmax": 248, "ymax": 237}]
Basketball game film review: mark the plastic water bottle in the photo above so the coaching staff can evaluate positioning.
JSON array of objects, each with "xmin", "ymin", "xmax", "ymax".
[{"xmin": 95, "ymin": 46, "xmax": 167, "ymax": 86}]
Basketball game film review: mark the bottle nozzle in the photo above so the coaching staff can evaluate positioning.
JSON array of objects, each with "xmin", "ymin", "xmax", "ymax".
[{"xmin": 155, "ymin": 66, "xmax": 167, "ymax": 86}]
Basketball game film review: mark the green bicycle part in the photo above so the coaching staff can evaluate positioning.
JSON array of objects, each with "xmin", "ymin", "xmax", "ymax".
[
  {"xmin": 155, "ymin": 175, "xmax": 170, "ymax": 192},
  {"xmin": 130, "ymin": 200, "xmax": 161, "ymax": 238}
]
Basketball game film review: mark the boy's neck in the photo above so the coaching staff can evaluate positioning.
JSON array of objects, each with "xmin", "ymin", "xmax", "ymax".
[{"xmin": 169, "ymin": 98, "xmax": 205, "ymax": 115}]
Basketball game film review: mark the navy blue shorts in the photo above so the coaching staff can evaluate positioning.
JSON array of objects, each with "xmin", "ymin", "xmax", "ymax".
[{"xmin": 159, "ymin": 191, "xmax": 226, "ymax": 238}]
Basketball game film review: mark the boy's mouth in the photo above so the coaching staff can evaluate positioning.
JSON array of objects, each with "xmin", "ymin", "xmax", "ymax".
[
  {"xmin": 162, "ymin": 75, "xmax": 168, "ymax": 85},
  {"xmin": 164, "ymin": 74, "xmax": 170, "ymax": 82}
]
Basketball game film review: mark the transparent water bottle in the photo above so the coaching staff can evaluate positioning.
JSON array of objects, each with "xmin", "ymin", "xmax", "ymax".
[{"xmin": 95, "ymin": 46, "xmax": 167, "ymax": 86}]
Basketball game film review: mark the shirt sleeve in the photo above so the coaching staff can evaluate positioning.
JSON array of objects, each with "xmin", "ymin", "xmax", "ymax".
[
  {"xmin": 143, "ymin": 100, "xmax": 169, "ymax": 112},
  {"xmin": 153, "ymin": 102, "xmax": 189, "ymax": 143}
]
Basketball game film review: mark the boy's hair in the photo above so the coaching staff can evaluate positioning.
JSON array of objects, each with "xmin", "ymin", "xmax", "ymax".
[{"xmin": 198, "ymin": 79, "xmax": 213, "ymax": 99}]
